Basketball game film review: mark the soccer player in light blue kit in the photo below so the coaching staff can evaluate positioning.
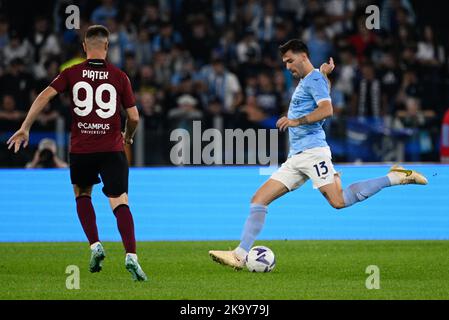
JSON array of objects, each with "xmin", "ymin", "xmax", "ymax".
[{"xmin": 209, "ymin": 39, "xmax": 428, "ymax": 269}]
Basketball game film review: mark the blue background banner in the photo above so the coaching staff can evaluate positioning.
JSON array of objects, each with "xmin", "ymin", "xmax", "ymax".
[{"xmin": 0, "ymin": 165, "xmax": 447, "ymax": 242}]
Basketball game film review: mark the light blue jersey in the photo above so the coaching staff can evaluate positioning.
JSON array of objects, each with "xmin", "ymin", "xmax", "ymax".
[{"xmin": 287, "ymin": 69, "xmax": 331, "ymax": 157}]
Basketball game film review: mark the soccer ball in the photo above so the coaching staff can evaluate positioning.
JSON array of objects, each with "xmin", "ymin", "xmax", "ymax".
[{"xmin": 246, "ymin": 246, "xmax": 276, "ymax": 272}]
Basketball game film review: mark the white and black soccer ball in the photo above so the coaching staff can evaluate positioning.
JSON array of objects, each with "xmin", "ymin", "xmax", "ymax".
[{"xmin": 246, "ymin": 246, "xmax": 276, "ymax": 272}]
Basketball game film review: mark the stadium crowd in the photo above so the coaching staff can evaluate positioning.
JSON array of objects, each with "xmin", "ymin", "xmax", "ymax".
[{"xmin": 0, "ymin": 0, "xmax": 448, "ymax": 166}]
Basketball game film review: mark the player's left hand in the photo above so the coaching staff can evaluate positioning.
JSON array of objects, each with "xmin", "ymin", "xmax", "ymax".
[
  {"xmin": 320, "ymin": 57, "xmax": 335, "ymax": 75},
  {"xmin": 7, "ymin": 128, "xmax": 29, "ymax": 153},
  {"xmin": 276, "ymin": 116, "xmax": 299, "ymax": 131}
]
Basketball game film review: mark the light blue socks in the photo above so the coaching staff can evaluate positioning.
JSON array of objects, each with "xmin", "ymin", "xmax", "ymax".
[
  {"xmin": 343, "ymin": 176, "xmax": 391, "ymax": 207},
  {"xmin": 237, "ymin": 204, "xmax": 267, "ymax": 255}
]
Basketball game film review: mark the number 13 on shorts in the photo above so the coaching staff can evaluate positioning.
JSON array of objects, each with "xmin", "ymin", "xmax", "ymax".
[{"xmin": 313, "ymin": 161, "xmax": 329, "ymax": 177}]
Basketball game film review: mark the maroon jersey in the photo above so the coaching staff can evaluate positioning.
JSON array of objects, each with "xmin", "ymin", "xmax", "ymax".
[{"xmin": 50, "ymin": 59, "xmax": 135, "ymax": 153}]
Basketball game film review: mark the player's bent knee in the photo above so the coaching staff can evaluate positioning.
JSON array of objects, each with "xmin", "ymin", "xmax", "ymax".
[
  {"xmin": 109, "ymin": 193, "xmax": 129, "ymax": 211},
  {"xmin": 330, "ymin": 200, "xmax": 345, "ymax": 210},
  {"xmin": 73, "ymin": 185, "xmax": 92, "ymax": 198}
]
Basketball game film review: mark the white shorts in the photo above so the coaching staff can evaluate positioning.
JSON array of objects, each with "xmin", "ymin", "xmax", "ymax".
[{"xmin": 270, "ymin": 146, "xmax": 337, "ymax": 191}]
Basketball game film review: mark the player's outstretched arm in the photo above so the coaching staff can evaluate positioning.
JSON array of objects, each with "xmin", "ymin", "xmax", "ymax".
[
  {"xmin": 7, "ymin": 86, "xmax": 58, "ymax": 153},
  {"xmin": 123, "ymin": 106, "xmax": 139, "ymax": 145},
  {"xmin": 276, "ymin": 100, "xmax": 333, "ymax": 131}
]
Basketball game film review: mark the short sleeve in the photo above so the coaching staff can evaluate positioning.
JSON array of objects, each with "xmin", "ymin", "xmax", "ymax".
[
  {"xmin": 121, "ymin": 73, "xmax": 136, "ymax": 109},
  {"xmin": 49, "ymin": 69, "xmax": 69, "ymax": 93},
  {"xmin": 308, "ymin": 73, "xmax": 331, "ymax": 105}
]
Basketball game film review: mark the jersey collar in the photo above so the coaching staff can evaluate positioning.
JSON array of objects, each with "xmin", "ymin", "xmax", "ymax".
[
  {"xmin": 87, "ymin": 59, "xmax": 106, "ymax": 68},
  {"xmin": 302, "ymin": 68, "xmax": 315, "ymax": 80}
]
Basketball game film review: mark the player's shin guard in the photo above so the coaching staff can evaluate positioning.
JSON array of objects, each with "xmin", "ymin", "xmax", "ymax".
[
  {"xmin": 113, "ymin": 204, "xmax": 136, "ymax": 254},
  {"xmin": 238, "ymin": 204, "xmax": 267, "ymax": 254},
  {"xmin": 342, "ymin": 176, "xmax": 391, "ymax": 207},
  {"xmin": 76, "ymin": 196, "xmax": 100, "ymax": 245}
]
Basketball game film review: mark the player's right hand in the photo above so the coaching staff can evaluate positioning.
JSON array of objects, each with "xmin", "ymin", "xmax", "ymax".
[
  {"xmin": 7, "ymin": 128, "xmax": 29, "ymax": 153},
  {"xmin": 320, "ymin": 57, "xmax": 335, "ymax": 75}
]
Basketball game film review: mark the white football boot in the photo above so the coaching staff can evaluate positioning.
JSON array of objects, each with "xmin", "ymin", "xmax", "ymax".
[
  {"xmin": 89, "ymin": 242, "xmax": 106, "ymax": 273},
  {"xmin": 125, "ymin": 253, "xmax": 148, "ymax": 282}
]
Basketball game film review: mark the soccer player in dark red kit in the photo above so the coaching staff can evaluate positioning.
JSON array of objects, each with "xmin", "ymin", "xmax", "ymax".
[{"xmin": 7, "ymin": 25, "xmax": 147, "ymax": 281}]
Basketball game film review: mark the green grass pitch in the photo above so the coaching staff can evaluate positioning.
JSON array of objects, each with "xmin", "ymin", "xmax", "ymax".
[{"xmin": 1, "ymin": 240, "xmax": 448, "ymax": 300}]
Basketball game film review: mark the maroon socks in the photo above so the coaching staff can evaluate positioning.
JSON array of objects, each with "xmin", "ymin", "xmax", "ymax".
[
  {"xmin": 75, "ymin": 196, "xmax": 100, "ymax": 245},
  {"xmin": 113, "ymin": 204, "xmax": 136, "ymax": 254},
  {"xmin": 76, "ymin": 196, "xmax": 136, "ymax": 254}
]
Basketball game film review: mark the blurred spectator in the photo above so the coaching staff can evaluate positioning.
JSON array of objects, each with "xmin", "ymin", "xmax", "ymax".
[
  {"xmin": 32, "ymin": 59, "xmax": 63, "ymax": 131},
  {"xmin": 394, "ymin": 97, "xmax": 436, "ymax": 161},
  {"xmin": 0, "ymin": 58, "xmax": 34, "ymax": 109},
  {"xmin": 168, "ymin": 94, "xmax": 203, "ymax": 128},
  {"xmin": 416, "ymin": 26, "xmax": 444, "ymax": 67},
  {"xmin": 137, "ymin": 64, "xmax": 161, "ymax": 97},
  {"xmin": 441, "ymin": 108, "xmax": 449, "ymax": 163},
  {"xmin": 105, "ymin": 17, "xmax": 132, "ymax": 68},
  {"xmin": 277, "ymin": 0, "xmax": 308, "ymax": 23},
  {"xmin": 134, "ymin": 28, "xmax": 153, "ymax": 66},
  {"xmin": 140, "ymin": 3, "xmax": 161, "ymax": 40},
  {"xmin": 396, "ymin": 69, "xmax": 424, "ymax": 106},
  {"xmin": 252, "ymin": 0, "xmax": 278, "ymax": 44},
  {"xmin": 273, "ymin": 67, "xmax": 293, "ymax": 109},
  {"xmin": 2, "ymin": 30, "xmax": 33, "ymax": 67},
  {"xmin": 242, "ymin": 95, "xmax": 273, "ymax": 128},
  {"xmin": 152, "ymin": 20, "xmax": 182, "ymax": 53},
  {"xmin": 324, "ymin": 0, "xmax": 355, "ymax": 38},
  {"xmin": 328, "ymin": 73, "xmax": 346, "ymax": 120},
  {"xmin": 379, "ymin": 52, "xmax": 402, "ymax": 114},
  {"xmin": 244, "ymin": 74, "xmax": 258, "ymax": 98},
  {"xmin": 393, "ymin": 6, "xmax": 416, "ymax": 45},
  {"xmin": 236, "ymin": 28, "xmax": 261, "ymax": 64},
  {"xmin": 153, "ymin": 50, "xmax": 173, "ymax": 88},
  {"xmin": 254, "ymin": 72, "xmax": 281, "ymax": 120},
  {"xmin": 380, "ymin": 0, "xmax": 416, "ymax": 32},
  {"xmin": 211, "ymin": 0, "xmax": 236, "ymax": 31},
  {"xmin": 169, "ymin": 72, "xmax": 203, "ymax": 113},
  {"xmin": 240, "ymin": 0, "xmax": 263, "ymax": 33},
  {"xmin": 170, "ymin": 45, "xmax": 195, "ymax": 80},
  {"xmin": 29, "ymin": 16, "xmax": 61, "ymax": 79},
  {"xmin": 139, "ymin": 90, "xmax": 163, "ymax": 122},
  {"xmin": 242, "ymin": 72, "xmax": 280, "ymax": 130},
  {"xmin": 138, "ymin": 90, "xmax": 166, "ymax": 164},
  {"xmin": 416, "ymin": 25, "xmax": 445, "ymax": 112},
  {"xmin": 303, "ymin": 14, "xmax": 334, "ymax": 67},
  {"xmin": 0, "ymin": 94, "xmax": 25, "ymax": 131},
  {"xmin": 0, "ymin": 15, "xmax": 9, "ymax": 57},
  {"xmin": 202, "ymin": 57, "xmax": 243, "ymax": 114},
  {"xmin": 91, "ymin": 0, "xmax": 119, "ymax": 25},
  {"xmin": 348, "ymin": 16, "xmax": 377, "ymax": 63},
  {"xmin": 335, "ymin": 47, "xmax": 358, "ymax": 97},
  {"xmin": 25, "ymin": 138, "xmax": 67, "ymax": 168},
  {"xmin": 185, "ymin": 16, "xmax": 216, "ymax": 67},
  {"xmin": 123, "ymin": 51, "xmax": 139, "ymax": 88},
  {"xmin": 262, "ymin": 21, "xmax": 290, "ymax": 66},
  {"xmin": 351, "ymin": 62, "xmax": 384, "ymax": 118},
  {"xmin": 214, "ymin": 28, "xmax": 238, "ymax": 70},
  {"xmin": 121, "ymin": 4, "xmax": 139, "ymax": 43}
]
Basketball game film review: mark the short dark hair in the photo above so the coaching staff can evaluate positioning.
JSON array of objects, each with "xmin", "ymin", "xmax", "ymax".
[
  {"xmin": 279, "ymin": 39, "xmax": 309, "ymax": 57},
  {"xmin": 85, "ymin": 25, "xmax": 110, "ymax": 40}
]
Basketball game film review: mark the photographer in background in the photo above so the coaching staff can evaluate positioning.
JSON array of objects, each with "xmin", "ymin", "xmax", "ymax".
[{"xmin": 25, "ymin": 138, "xmax": 67, "ymax": 168}]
